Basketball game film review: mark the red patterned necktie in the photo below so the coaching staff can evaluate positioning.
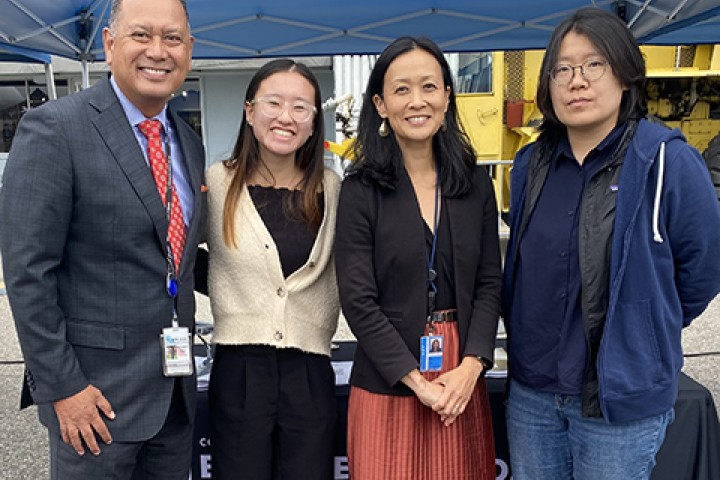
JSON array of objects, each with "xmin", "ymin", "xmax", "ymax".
[{"xmin": 138, "ymin": 119, "xmax": 186, "ymax": 272}]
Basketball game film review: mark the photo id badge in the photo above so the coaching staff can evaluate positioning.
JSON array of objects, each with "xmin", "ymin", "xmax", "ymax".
[
  {"xmin": 160, "ymin": 326, "xmax": 193, "ymax": 377},
  {"xmin": 419, "ymin": 335, "xmax": 444, "ymax": 372}
]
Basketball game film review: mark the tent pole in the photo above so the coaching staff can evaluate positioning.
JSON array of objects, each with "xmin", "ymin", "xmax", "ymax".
[
  {"xmin": 81, "ymin": 59, "xmax": 90, "ymax": 90},
  {"xmin": 24, "ymin": 79, "xmax": 31, "ymax": 110},
  {"xmin": 45, "ymin": 62, "xmax": 57, "ymax": 100}
]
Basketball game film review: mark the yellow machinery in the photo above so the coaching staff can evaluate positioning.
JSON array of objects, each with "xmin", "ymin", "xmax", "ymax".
[
  {"xmin": 456, "ymin": 50, "xmax": 545, "ymax": 213},
  {"xmin": 644, "ymin": 45, "xmax": 720, "ymax": 152},
  {"xmin": 324, "ymin": 138, "xmax": 355, "ymax": 160}
]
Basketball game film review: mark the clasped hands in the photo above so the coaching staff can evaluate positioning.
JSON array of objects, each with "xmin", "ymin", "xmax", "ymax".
[{"xmin": 404, "ymin": 356, "xmax": 485, "ymax": 427}]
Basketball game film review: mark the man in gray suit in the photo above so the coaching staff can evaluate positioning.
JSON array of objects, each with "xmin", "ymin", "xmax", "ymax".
[{"xmin": 0, "ymin": 0, "xmax": 205, "ymax": 477}]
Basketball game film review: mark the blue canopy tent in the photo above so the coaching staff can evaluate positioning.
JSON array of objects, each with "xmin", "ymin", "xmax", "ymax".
[
  {"xmin": 0, "ymin": 0, "xmax": 718, "ymax": 63},
  {"xmin": 0, "ymin": 43, "xmax": 51, "ymax": 64},
  {"xmin": 641, "ymin": 10, "xmax": 720, "ymax": 45}
]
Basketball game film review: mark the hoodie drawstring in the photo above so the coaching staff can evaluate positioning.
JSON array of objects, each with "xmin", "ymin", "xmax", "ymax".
[{"xmin": 652, "ymin": 142, "xmax": 665, "ymax": 243}]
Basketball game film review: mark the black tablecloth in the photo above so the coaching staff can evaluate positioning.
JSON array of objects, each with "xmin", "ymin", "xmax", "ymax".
[
  {"xmin": 652, "ymin": 372, "xmax": 720, "ymax": 480},
  {"xmin": 192, "ymin": 342, "xmax": 720, "ymax": 480}
]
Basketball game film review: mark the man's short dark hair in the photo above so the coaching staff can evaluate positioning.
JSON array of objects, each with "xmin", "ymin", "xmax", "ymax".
[{"xmin": 108, "ymin": 0, "xmax": 190, "ymax": 33}]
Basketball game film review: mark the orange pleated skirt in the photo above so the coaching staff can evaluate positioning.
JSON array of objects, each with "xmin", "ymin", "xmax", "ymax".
[{"xmin": 347, "ymin": 321, "xmax": 496, "ymax": 480}]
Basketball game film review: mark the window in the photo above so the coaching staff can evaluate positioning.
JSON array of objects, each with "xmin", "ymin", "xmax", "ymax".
[
  {"xmin": 1, "ymin": 79, "xmax": 70, "ymax": 153},
  {"xmin": 169, "ymin": 78, "xmax": 202, "ymax": 139},
  {"xmin": 457, "ymin": 53, "xmax": 493, "ymax": 94}
]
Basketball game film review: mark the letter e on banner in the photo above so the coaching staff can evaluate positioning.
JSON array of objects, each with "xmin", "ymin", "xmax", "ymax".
[
  {"xmin": 200, "ymin": 454, "xmax": 212, "ymax": 479},
  {"xmin": 334, "ymin": 456, "xmax": 349, "ymax": 479}
]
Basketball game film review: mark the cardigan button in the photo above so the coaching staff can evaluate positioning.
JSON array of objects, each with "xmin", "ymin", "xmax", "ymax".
[
  {"xmin": 274, "ymin": 331, "xmax": 284, "ymax": 341},
  {"xmin": 276, "ymin": 287, "xmax": 285, "ymax": 297}
]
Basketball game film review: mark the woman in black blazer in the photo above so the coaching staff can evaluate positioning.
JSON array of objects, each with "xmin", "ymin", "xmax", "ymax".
[{"xmin": 335, "ymin": 36, "xmax": 502, "ymax": 480}]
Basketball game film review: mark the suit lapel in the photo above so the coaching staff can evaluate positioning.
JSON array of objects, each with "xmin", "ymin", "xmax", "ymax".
[
  {"xmin": 168, "ymin": 108, "xmax": 204, "ymax": 275},
  {"xmin": 88, "ymin": 79, "xmax": 169, "ymax": 247},
  {"xmin": 170, "ymin": 109, "xmax": 203, "ymax": 198}
]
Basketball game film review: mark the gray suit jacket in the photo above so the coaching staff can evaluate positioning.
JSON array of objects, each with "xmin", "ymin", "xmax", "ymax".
[{"xmin": 0, "ymin": 77, "xmax": 205, "ymax": 441}]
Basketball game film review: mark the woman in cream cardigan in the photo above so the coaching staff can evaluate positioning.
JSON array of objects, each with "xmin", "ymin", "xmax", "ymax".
[{"xmin": 205, "ymin": 59, "xmax": 341, "ymax": 480}]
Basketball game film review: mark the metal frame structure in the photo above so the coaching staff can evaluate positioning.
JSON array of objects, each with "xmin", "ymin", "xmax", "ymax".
[{"xmin": 0, "ymin": 0, "xmax": 718, "ymax": 66}]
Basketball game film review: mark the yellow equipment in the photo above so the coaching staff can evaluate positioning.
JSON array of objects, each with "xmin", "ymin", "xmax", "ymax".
[
  {"xmin": 644, "ymin": 45, "xmax": 720, "ymax": 153},
  {"xmin": 324, "ymin": 138, "xmax": 355, "ymax": 160},
  {"xmin": 456, "ymin": 50, "xmax": 545, "ymax": 213}
]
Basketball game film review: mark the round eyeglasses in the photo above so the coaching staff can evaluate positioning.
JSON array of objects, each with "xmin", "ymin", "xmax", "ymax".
[
  {"xmin": 550, "ymin": 59, "xmax": 609, "ymax": 86},
  {"xmin": 250, "ymin": 95, "xmax": 317, "ymax": 123}
]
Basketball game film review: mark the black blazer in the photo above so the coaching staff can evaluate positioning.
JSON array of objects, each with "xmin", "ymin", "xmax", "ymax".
[{"xmin": 336, "ymin": 165, "xmax": 501, "ymax": 396}]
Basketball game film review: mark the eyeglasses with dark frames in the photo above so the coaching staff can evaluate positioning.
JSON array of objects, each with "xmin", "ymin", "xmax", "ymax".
[{"xmin": 550, "ymin": 59, "xmax": 609, "ymax": 86}]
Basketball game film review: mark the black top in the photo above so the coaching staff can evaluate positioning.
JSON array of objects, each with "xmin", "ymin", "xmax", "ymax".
[
  {"xmin": 424, "ymin": 202, "xmax": 455, "ymax": 311},
  {"xmin": 248, "ymin": 185, "xmax": 322, "ymax": 278}
]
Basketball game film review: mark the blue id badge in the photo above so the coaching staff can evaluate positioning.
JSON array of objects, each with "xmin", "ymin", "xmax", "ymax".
[{"xmin": 419, "ymin": 335, "xmax": 444, "ymax": 372}]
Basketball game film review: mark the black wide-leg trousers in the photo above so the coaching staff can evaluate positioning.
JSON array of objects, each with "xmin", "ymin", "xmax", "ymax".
[{"xmin": 209, "ymin": 344, "xmax": 337, "ymax": 480}]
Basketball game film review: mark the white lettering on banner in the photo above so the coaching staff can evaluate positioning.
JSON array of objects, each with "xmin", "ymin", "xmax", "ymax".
[
  {"xmin": 334, "ymin": 456, "xmax": 349, "ymax": 479},
  {"xmin": 496, "ymin": 458, "xmax": 510, "ymax": 479},
  {"xmin": 332, "ymin": 361, "xmax": 353, "ymax": 385},
  {"xmin": 193, "ymin": 453, "xmax": 506, "ymax": 478},
  {"xmin": 199, "ymin": 437, "xmax": 211, "ymax": 448},
  {"xmin": 200, "ymin": 455, "xmax": 212, "ymax": 479}
]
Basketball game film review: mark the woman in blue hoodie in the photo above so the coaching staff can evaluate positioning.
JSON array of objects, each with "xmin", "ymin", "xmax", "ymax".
[{"xmin": 503, "ymin": 7, "xmax": 720, "ymax": 480}]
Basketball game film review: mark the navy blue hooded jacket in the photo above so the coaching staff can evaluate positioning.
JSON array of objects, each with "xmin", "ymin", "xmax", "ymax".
[{"xmin": 503, "ymin": 119, "xmax": 720, "ymax": 423}]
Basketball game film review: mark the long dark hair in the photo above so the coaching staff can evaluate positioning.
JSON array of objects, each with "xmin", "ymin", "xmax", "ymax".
[
  {"xmin": 222, "ymin": 59, "xmax": 325, "ymax": 247},
  {"xmin": 350, "ymin": 36, "xmax": 476, "ymax": 197},
  {"xmin": 536, "ymin": 7, "xmax": 647, "ymax": 144}
]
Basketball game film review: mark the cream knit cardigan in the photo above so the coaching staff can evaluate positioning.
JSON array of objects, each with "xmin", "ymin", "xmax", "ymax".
[{"xmin": 206, "ymin": 163, "xmax": 342, "ymax": 357}]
